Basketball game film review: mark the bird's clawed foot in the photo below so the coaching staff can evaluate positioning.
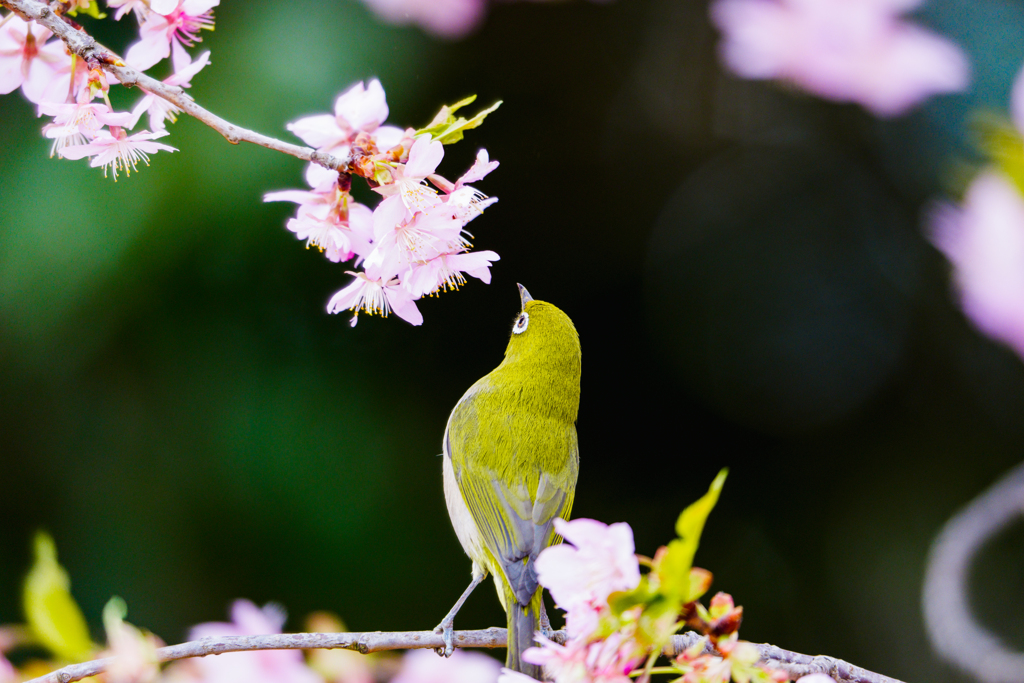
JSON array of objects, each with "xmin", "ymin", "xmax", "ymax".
[
  {"xmin": 433, "ymin": 619, "xmax": 455, "ymax": 657},
  {"xmin": 539, "ymin": 604, "xmax": 554, "ymax": 639}
]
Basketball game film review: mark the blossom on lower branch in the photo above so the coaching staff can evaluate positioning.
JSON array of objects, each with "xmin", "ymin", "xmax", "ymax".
[{"xmin": 176, "ymin": 600, "xmax": 323, "ymax": 683}]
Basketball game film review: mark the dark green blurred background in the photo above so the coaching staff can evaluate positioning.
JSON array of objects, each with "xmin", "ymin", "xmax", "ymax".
[{"xmin": 3, "ymin": 1, "xmax": 1024, "ymax": 681}]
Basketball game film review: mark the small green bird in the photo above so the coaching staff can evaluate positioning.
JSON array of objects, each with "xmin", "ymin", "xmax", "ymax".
[{"xmin": 434, "ymin": 284, "xmax": 581, "ymax": 678}]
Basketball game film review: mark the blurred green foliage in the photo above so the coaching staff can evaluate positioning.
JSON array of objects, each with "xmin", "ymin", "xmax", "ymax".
[{"xmin": 4, "ymin": 2, "xmax": 1024, "ymax": 682}]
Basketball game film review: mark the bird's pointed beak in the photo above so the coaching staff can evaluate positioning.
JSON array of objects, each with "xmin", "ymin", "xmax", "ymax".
[{"xmin": 518, "ymin": 283, "xmax": 533, "ymax": 309}]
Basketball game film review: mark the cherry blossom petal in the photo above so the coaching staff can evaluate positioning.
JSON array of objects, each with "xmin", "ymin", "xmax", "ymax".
[
  {"xmin": 286, "ymin": 114, "xmax": 347, "ymax": 150},
  {"xmin": 405, "ymin": 135, "xmax": 444, "ymax": 178},
  {"xmin": 334, "ymin": 78, "xmax": 389, "ymax": 132}
]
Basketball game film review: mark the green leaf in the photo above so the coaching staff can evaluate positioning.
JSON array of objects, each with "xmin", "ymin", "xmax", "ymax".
[
  {"xmin": 607, "ymin": 577, "xmax": 657, "ymax": 615},
  {"xmin": 67, "ymin": 1, "xmax": 107, "ymax": 19},
  {"xmin": 23, "ymin": 532, "xmax": 93, "ymax": 661},
  {"xmin": 415, "ymin": 97, "xmax": 502, "ymax": 145},
  {"xmin": 675, "ymin": 469, "xmax": 727, "ymax": 556},
  {"xmin": 657, "ymin": 469, "xmax": 728, "ymax": 602},
  {"xmin": 972, "ymin": 113, "xmax": 1024, "ymax": 198}
]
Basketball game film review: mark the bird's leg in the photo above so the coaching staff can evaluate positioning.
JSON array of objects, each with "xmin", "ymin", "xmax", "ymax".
[
  {"xmin": 539, "ymin": 600, "xmax": 553, "ymax": 638},
  {"xmin": 434, "ymin": 570, "xmax": 486, "ymax": 657}
]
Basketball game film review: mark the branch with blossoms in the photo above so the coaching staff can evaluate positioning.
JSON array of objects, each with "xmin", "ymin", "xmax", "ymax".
[
  {"xmin": 19, "ymin": 628, "xmax": 905, "ymax": 683},
  {"xmin": 5, "ymin": 476, "xmax": 910, "ymax": 683},
  {"xmin": 1, "ymin": 0, "xmax": 502, "ymax": 324}
]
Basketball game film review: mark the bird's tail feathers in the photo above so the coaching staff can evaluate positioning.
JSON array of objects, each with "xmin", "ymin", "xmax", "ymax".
[{"xmin": 505, "ymin": 587, "xmax": 543, "ymax": 679}]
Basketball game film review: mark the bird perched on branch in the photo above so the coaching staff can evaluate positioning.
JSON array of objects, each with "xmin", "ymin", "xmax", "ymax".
[{"xmin": 434, "ymin": 284, "xmax": 581, "ymax": 678}]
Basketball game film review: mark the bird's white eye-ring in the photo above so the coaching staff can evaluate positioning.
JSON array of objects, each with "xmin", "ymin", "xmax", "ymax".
[{"xmin": 513, "ymin": 311, "xmax": 529, "ymax": 334}]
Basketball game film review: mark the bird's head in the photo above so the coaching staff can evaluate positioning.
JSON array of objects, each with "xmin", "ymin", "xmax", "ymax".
[{"xmin": 502, "ymin": 284, "xmax": 581, "ymax": 371}]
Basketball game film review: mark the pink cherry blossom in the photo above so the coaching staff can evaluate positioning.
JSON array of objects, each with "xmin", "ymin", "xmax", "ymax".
[
  {"xmin": 429, "ymin": 148, "xmax": 499, "ymax": 223},
  {"xmin": 521, "ymin": 631, "xmax": 641, "ymax": 683},
  {"xmin": 358, "ymin": 0, "xmax": 487, "ymax": 39},
  {"xmin": 125, "ymin": 0, "xmax": 219, "ymax": 71},
  {"xmin": 364, "ymin": 205, "xmax": 465, "ymax": 280},
  {"xmin": 60, "ymin": 128, "xmax": 177, "ymax": 180},
  {"xmin": 131, "ymin": 45, "xmax": 210, "ymax": 131},
  {"xmin": 391, "ymin": 649, "xmax": 501, "ymax": 683},
  {"xmin": 375, "ymin": 134, "xmax": 445, "ymax": 213},
  {"xmin": 106, "ymin": 0, "xmax": 150, "ymax": 21},
  {"xmin": 327, "ymin": 272, "xmax": 423, "ymax": 326},
  {"xmin": 185, "ymin": 600, "xmax": 322, "ymax": 683},
  {"xmin": 39, "ymin": 96, "xmax": 134, "ymax": 157},
  {"xmin": 0, "ymin": 16, "xmax": 74, "ymax": 104},
  {"xmin": 264, "ymin": 166, "xmax": 374, "ymax": 263},
  {"xmin": 286, "ymin": 79, "xmax": 404, "ymax": 157},
  {"xmin": 404, "ymin": 250, "xmax": 499, "ymax": 297},
  {"xmin": 709, "ymin": 0, "xmax": 969, "ymax": 117},
  {"xmin": 535, "ymin": 519, "xmax": 640, "ymax": 638},
  {"xmin": 930, "ymin": 170, "xmax": 1024, "ymax": 360}
]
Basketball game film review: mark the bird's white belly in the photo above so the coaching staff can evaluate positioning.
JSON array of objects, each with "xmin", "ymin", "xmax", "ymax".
[{"xmin": 443, "ymin": 453, "xmax": 488, "ymax": 581}]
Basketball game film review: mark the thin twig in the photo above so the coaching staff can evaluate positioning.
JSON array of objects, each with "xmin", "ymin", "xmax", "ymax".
[
  {"xmin": 0, "ymin": 0, "xmax": 349, "ymax": 170},
  {"xmin": 923, "ymin": 460, "xmax": 1024, "ymax": 683},
  {"xmin": 25, "ymin": 629, "xmax": 905, "ymax": 683}
]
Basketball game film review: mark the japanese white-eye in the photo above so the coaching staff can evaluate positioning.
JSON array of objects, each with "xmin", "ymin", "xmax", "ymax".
[{"xmin": 435, "ymin": 284, "xmax": 581, "ymax": 678}]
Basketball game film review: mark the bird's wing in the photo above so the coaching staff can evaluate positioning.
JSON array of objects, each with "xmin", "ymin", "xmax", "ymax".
[{"xmin": 445, "ymin": 383, "xmax": 578, "ymax": 607}]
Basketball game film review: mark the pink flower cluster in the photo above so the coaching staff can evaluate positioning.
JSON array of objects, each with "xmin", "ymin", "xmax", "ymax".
[
  {"xmin": 0, "ymin": 0, "xmax": 220, "ymax": 178},
  {"xmin": 709, "ymin": 0, "xmax": 969, "ymax": 117},
  {"xmin": 267, "ymin": 79, "xmax": 500, "ymax": 326}
]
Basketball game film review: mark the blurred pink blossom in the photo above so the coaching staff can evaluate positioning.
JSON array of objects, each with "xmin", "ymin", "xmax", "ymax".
[
  {"xmin": 930, "ymin": 170, "xmax": 1024, "ymax": 360},
  {"xmin": 1011, "ymin": 62, "xmax": 1024, "ymax": 134},
  {"xmin": 0, "ymin": 16, "xmax": 73, "ymax": 104},
  {"xmin": 796, "ymin": 676, "xmax": 838, "ymax": 683},
  {"xmin": 0, "ymin": 652, "xmax": 16, "ymax": 683},
  {"xmin": 534, "ymin": 519, "xmax": 640, "ymax": 638},
  {"xmin": 102, "ymin": 600, "xmax": 161, "ymax": 683},
  {"xmin": 391, "ymin": 649, "xmax": 501, "ymax": 683},
  {"xmin": 358, "ymin": 0, "xmax": 487, "ymax": 39},
  {"xmin": 185, "ymin": 600, "xmax": 323, "ymax": 683},
  {"xmin": 520, "ymin": 631, "xmax": 641, "ymax": 683},
  {"xmin": 709, "ymin": 0, "xmax": 969, "ymax": 116}
]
